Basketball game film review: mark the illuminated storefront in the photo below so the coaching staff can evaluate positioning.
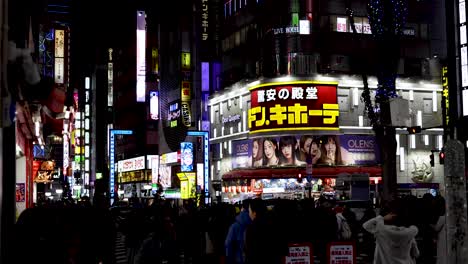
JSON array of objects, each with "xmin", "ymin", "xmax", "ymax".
[{"xmin": 209, "ymin": 76, "xmax": 445, "ymax": 202}]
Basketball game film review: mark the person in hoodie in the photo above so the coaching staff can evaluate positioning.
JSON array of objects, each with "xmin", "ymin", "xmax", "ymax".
[
  {"xmin": 225, "ymin": 199, "xmax": 252, "ymax": 264},
  {"xmin": 363, "ymin": 198, "xmax": 419, "ymax": 264}
]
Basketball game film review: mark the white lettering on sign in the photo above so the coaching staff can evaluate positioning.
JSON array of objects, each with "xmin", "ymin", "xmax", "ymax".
[
  {"xmin": 255, "ymin": 86, "xmax": 320, "ymax": 103},
  {"xmin": 222, "ymin": 114, "xmax": 241, "ymax": 124},
  {"xmin": 273, "ymin": 26, "xmax": 299, "ymax": 35}
]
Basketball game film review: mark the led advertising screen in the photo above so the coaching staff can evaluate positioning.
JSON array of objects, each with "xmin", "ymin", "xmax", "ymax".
[
  {"xmin": 180, "ymin": 142, "xmax": 194, "ymax": 172},
  {"xmin": 248, "ymin": 81, "xmax": 339, "ymax": 134}
]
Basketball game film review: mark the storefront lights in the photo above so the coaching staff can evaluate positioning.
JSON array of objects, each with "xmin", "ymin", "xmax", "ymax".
[
  {"xmin": 424, "ymin": 135, "xmax": 430, "ymax": 146},
  {"xmin": 56, "ymin": 189, "xmax": 63, "ymax": 194},
  {"xmin": 400, "ymin": 147, "xmax": 405, "ymax": 171},
  {"xmin": 45, "ymin": 192, "xmax": 52, "ymax": 197}
]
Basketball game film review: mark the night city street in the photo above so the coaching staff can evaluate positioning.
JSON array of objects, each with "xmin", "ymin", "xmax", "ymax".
[{"xmin": 2, "ymin": 0, "xmax": 468, "ymax": 263}]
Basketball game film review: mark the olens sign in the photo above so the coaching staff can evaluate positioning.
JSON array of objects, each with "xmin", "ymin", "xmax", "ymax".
[{"xmin": 248, "ymin": 81, "xmax": 339, "ymax": 134}]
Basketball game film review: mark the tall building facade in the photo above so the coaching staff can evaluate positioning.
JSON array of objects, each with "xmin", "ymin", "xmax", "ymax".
[{"xmin": 210, "ymin": 0, "xmax": 447, "ymax": 201}]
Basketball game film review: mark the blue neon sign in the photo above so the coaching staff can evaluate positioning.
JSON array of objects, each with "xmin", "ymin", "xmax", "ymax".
[
  {"xmin": 109, "ymin": 130, "xmax": 133, "ymax": 200},
  {"xmin": 187, "ymin": 131, "xmax": 209, "ymax": 196}
]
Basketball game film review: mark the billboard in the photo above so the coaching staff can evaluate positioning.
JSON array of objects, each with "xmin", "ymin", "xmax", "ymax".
[
  {"xmin": 248, "ymin": 81, "xmax": 339, "ymax": 134},
  {"xmin": 232, "ymin": 139, "xmax": 252, "ymax": 169},
  {"xmin": 243, "ymin": 135, "xmax": 380, "ymax": 168},
  {"xmin": 136, "ymin": 11, "xmax": 147, "ymax": 102},
  {"xmin": 180, "ymin": 142, "xmax": 194, "ymax": 172}
]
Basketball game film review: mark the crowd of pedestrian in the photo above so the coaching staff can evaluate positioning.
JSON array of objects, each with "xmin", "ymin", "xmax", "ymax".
[{"xmin": 14, "ymin": 192, "xmax": 448, "ymax": 264}]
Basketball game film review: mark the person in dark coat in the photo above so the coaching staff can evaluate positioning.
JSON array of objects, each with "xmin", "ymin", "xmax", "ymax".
[
  {"xmin": 244, "ymin": 199, "xmax": 287, "ymax": 264},
  {"xmin": 225, "ymin": 199, "xmax": 252, "ymax": 264}
]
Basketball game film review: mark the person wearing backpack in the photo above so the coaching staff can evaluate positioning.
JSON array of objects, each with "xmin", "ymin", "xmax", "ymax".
[
  {"xmin": 225, "ymin": 199, "xmax": 252, "ymax": 264},
  {"xmin": 335, "ymin": 206, "xmax": 352, "ymax": 241}
]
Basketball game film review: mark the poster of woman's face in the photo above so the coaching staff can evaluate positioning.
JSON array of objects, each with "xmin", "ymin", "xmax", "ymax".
[
  {"xmin": 319, "ymin": 135, "xmax": 343, "ymax": 165},
  {"xmin": 279, "ymin": 136, "xmax": 299, "ymax": 165},
  {"xmin": 263, "ymin": 138, "xmax": 279, "ymax": 166},
  {"xmin": 298, "ymin": 135, "xmax": 321, "ymax": 164},
  {"xmin": 252, "ymin": 139, "xmax": 264, "ymax": 167}
]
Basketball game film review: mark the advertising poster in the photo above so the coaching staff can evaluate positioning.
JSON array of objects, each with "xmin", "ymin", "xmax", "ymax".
[
  {"xmin": 159, "ymin": 163, "xmax": 172, "ymax": 188},
  {"xmin": 327, "ymin": 242, "xmax": 355, "ymax": 264},
  {"xmin": 339, "ymin": 135, "xmax": 380, "ymax": 165},
  {"xmin": 186, "ymin": 172, "xmax": 197, "ymax": 199},
  {"xmin": 180, "ymin": 180, "xmax": 189, "ymax": 199},
  {"xmin": 285, "ymin": 243, "xmax": 313, "ymax": 264},
  {"xmin": 232, "ymin": 140, "xmax": 252, "ymax": 168},
  {"xmin": 180, "ymin": 142, "xmax": 194, "ymax": 172},
  {"xmin": 247, "ymin": 135, "xmax": 379, "ymax": 168},
  {"xmin": 16, "ymin": 183, "xmax": 25, "ymax": 202}
]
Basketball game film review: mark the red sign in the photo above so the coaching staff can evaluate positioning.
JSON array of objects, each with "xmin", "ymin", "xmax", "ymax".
[
  {"xmin": 327, "ymin": 242, "xmax": 356, "ymax": 264},
  {"xmin": 248, "ymin": 81, "xmax": 339, "ymax": 134},
  {"xmin": 284, "ymin": 242, "xmax": 313, "ymax": 264}
]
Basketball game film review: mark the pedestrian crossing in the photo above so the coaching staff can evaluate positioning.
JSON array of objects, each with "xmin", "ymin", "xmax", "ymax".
[{"xmin": 114, "ymin": 232, "xmax": 128, "ymax": 264}]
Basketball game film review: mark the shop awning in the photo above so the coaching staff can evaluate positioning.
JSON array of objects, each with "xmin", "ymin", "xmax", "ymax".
[{"xmin": 222, "ymin": 166, "xmax": 382, "ymax": 180}]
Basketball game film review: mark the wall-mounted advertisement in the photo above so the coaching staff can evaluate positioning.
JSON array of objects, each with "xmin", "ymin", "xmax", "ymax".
[
  {"xmin": 168, "ymin": 101, "xmax": 181, "ymax": 128},
  {"xmin": 232, "ymin": 140, "xmax": 252, "ymax": 169},
  {"xmin": 243, "ymin": 135, "xmax": 380, "ymax": 169},
  {"xmin": 159, "ymin": 162, "xmax": 172, "ymax": 188},
  {"xmin": 248, "ymin": 82, "xmax": 339, "ymax": 134},
  {"xmin": 118, "ymin": 156, "xmax": 146, "ymax": 172},
  {"xmin": 177, "ymin": 172, "xmax": 196, "ymax": 199},
  {"xmin": 181, "ymin": 142, "xmax": 194, "ymax": 172}
]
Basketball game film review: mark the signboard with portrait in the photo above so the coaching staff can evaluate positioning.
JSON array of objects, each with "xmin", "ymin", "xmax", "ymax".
[
  {"xmin": 248, "ymin": 81, "xmax": 339, "ymax": 134},
  {"xmin": 244, "ymin": 135, "xmax": 380, "ymax": 169},
  {"xmin": 180, "ymin": 142, "xmax": 194, "ymax": 172},
  {"xmin": 16, "ymin": 183, "xmax": 25, "ymax": 202}
]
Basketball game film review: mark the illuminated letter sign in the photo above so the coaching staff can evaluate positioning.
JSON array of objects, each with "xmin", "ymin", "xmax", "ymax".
[
  {"xmin": 181, "ymin": 102, "xmax": 192, "ymax": 127},
  {"xmin": 442, "ymin": 66, "xmax": 449, "ymax": 127},
  {"xmin": 136, "ymin": 11, "xmax": 147, "ymax": 102},
  {"xmin": 248, "ymin": 81, "xmax": 339, "ymax": 134}
]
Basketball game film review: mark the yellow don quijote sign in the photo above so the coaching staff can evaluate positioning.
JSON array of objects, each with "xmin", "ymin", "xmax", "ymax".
[{"xmin": 248, "ymin": 81, "xmax": 340, "ymax": 134}]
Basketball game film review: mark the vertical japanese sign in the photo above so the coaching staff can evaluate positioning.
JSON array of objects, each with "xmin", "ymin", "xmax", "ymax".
[
  {"xmin": 442, "ymin": 66, "xmax": 450, "ymax": 129},
  {"xmin": 181, "ymin": 142, "xmax": 194, "ymax": 172},
  {"xmin": 248, "ymin": 81, "xmax": 339, "ymax": 134},
  {"xmin": 108, "ymin": 48, "xmax": 114, "ymax": 107},
  {"xmin": 181, "ymin": 52, "xmax": 192, "ymax": 127},
  {"xmin": 201, "ymin": 0, "xmax": 209, "ymax": 41},
  {"xmin": 54, "ymin": 29, "xmax": 65, "ymax": 84}
]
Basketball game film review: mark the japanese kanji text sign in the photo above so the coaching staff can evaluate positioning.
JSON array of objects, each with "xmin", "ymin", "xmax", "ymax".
[{"xmin": 248, "ymin": 81, "xmax": 339, "ymax": 134}]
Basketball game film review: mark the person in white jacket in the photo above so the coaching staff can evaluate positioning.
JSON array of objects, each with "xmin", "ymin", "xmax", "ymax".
[{"xmin": 363, "ymin": 200, "xmax": 419, "ymax": 264}]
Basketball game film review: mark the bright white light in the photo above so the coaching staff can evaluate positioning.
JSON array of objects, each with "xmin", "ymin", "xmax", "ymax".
[
  {"xmin": 358, "ymin": 115, "xmax": 364, "ymax": 127},
  {"xmin": 400, "ymin": 147, "xmax": 405, "ymax": 171},
  {"xmin": 219, "ymin": 143, "xmax": 223, "ymax": 158},
  {"xmin": 239, "ymin": 96, "xmax": 243, "ymax": 109},
  {"xmin": 396, "ymin": 135, "xmax": 400, "ymax": 155},
  {"xmin": 211, "ymin": 165, "xmax": 214, "ymax": 181},
  {"xmin": 243, "ymin": 111, "xmax": 247, "ymax": 131},
  {"xmin": 136, "ymin": 11, "xmax": 147, "ymax": 102},
  {"xmin": 56, "ymin": 189, "xmax": 63, "ymax": 194},
  {"xmin": 85, "ymin": 77, "xmax": 90, "ymax": 89},
  {"xmin": 432, "ymin": 91, "xmax": 438, "ymax": 112},
  {"xmin": 210, "ymin": 106, "xmax": 214, "ymax": 122},
  {"xmin": 64, "ymin": 110, "xmax": 70, "ymax": 119},
  {"xmin": 228, "ymin": 140, "xmax": 232, "ymax": 154},
  {"xmin": 217, "ymin": 161, "xmax": 221, "ymax": 171},
  {"xmin": 424, "ymin": 135, "xmax": 430, "ymax": 146},
  {"xmin": 35, "ymin": 122, "xmax": 40, "ymax": 137},
  {"xmin": 73, "ymin": 185, "xmax": 82, "ymax": 190},
  {"xmin": 220, "ymin": 103, "xmax": 223, "ymax": 115},
  {"xmin": 222, "ymin": 126, "xmax": 225, "ymax": 136},
  {"xmin": 213, "ymin": 128, "xmax": 217, "ymax": 137},
  {"xmin": 410, "ymin": 134, "xmax": 416, "ymax": 149},
  {"xmin": 238, "ymin": 122, "xmax": 242, "ymax": 132},
  {"xmin": 409, "ymin": 90, "xmax": 414, "ymax": 101},
  {"xmin": 118, "ymin": 190, "xmax": 125, "ymax": 195},
  {"xmin": 417, "ymin": 110, "xmax": 422, "ymax": 127},
  {"xmin": 437, "ymin": 135, "xmax": 443, "ymax": 150},
  {"xmin": 353, "ymin": 88, "xmax": 359, "ymax": 106},
  {"xmin": 143, "ymin": 184, "xmax": 152, "ymax": 190},
  {"xmin": 463, "ymin": 90, "xmax": 468, "ymax": 116},
  {"xmin": 230, "ymin": 127, "xmax": 233, "ymax": 134},
  {"xmin": 45, "ymin": 192, "xmax": 52, "ymax": 197}
]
